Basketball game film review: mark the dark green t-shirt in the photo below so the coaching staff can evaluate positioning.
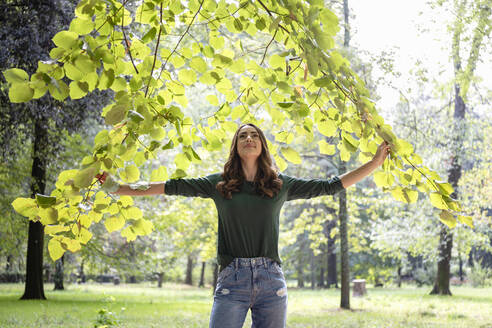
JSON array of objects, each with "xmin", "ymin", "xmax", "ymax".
[{"xmin": 165, "ymin": 173, "xmax": 344, "ymax": 270}]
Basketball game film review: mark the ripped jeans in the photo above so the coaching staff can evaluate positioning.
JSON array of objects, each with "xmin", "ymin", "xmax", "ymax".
[{"xmin": 209, "ymin": 257, "xmax": 288, "ymax": 328}]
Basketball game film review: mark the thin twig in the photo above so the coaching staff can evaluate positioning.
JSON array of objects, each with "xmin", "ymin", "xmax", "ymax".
[
  {"xmin": 95, "ymin": 0, "xmax": 130, "ymax": 34},
  {"xmin": 121, "ymin": 8, "xmax": 139, "ymax": 74},
  {"xmin": 145, "ymin": 4, "xmax": 164, "ymax": 97},
  {"xmin": 260, "ymin": 28, "xmax": 278, "ymax": 65},
  {"xmin": 256, "ymin": 0, "xmax": 290, "ymax": 34},
  {"xmin": 155, "ymin": 0, "xmax": 204, "ymax": 86}
]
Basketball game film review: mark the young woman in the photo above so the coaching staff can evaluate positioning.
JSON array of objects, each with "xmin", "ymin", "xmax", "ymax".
[{"xmin": 98, "ymin": 123, "xmax": 390, "ymax": 328}]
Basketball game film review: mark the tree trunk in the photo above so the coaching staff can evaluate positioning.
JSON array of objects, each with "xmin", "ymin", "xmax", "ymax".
[
  {"xmin": 6, "ymin": 255, "xmax": 12, "ymax": 272},
  {"xmin": 53, "ymin": 255, "xmax": 64, "ymax": 290},
  {"xmin": 185, "ymin": 255, "xmax": 193, "ymax": 285},
  {"xmin": 458, "ymin": 251, "xmax": 464, "ymax": 282},
  {"xmin": 319, "ymin": 264, "xmax": 325, "ymax": 288},
  {"xmin": 430, "ymin": 82, "xmax": 465, "ymax": 296},
  {"xmin": 430, "ymin": 226, "xmax": 453, "ymax": 295},
  {"xmin": 310, "ymin": 252, "xmax": 316, "ymax": 290},
  {"xmin": 157, "ymin": 272, "xmax": 163, "ymax": 288},
  {"xmin": 339, "ymin": 171, "xmax": 350, "ymax": 309},
  {"xmin": 297, "ymin": 241, "xmax": 305, "ymax": 288},
  {"xmin": 397, "ymin": 266, "xmax": 402, "ymax": 288},
  {"xmin": 79, "ymin": 259, "xmax": 85, "ymax": 284},
  {"xmin": 326, "ymin": 220, "xmax": 338, "ymax": 288},
  {"xmin": 21, "ymin": 119, "xmax": 47, "ymax": 300},
  {"xmin": 339, "ymin": 0, "xmax": 351, "ymax": 310},
  {"xmin": 199, "ymin": 261, "xmax": 206, "ymax": 287}
]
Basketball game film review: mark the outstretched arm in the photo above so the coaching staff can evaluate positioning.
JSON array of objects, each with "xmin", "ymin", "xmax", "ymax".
[
  {"xmin": 96, "ymin": 172, "xmax": 166, "ymax": 196},
  {"xmin": 339, "ymin": 141, "xmax": 390, "ymax": 189}
]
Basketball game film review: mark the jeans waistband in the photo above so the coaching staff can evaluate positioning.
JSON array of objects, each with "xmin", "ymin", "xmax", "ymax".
[{"xmin": 233, "ymin": 257, "xmax": 274, "ymax": 269}]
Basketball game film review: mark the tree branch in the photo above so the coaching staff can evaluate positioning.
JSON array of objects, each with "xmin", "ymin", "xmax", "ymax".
[
  {"xmin": 260, "ymin": 28, "xmax": 278, "ymax": 65},
  {"xmin": 121, "ymin": 6, "xmax": 139, "ymax": 74},
  {"xmin": 145, "ymin": 4, "xmax": 164, "ymax": 97},
  {"xmin": 156, "ymin": 0, "xmax": 204, "ymax": 86}
]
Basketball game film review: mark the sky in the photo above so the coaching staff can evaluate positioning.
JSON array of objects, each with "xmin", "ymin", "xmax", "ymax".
[{"xmin": 347, "ymin": 0, "xmax": 491, "ymax": 119}]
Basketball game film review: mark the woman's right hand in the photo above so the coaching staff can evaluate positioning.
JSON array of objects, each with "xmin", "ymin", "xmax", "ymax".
[
  {"xmin": 96, "ymin": 171, "xmax": 109, "ymax": 185},
  {"xmin": 96, "ymin": 172, "xmax": 120, "ymax": 193}
]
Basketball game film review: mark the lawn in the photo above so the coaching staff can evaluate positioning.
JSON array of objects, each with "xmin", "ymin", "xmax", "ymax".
[{"xmin": 0, "ymin": 283, "xmax": 491, "ymax": 327}]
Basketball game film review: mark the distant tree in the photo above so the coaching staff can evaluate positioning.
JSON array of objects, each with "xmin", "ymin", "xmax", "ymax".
[{"xmin": 0, "ymin": 0, "xmax": 107, "ymax": 299}]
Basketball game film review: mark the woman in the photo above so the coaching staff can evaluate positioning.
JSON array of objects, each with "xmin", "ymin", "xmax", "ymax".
[{"xmin": 98, "ymin": 123, "xmax": 390, "ymax": 328}]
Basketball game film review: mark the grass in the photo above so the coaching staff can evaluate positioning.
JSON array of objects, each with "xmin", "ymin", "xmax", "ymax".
[{"xmin": 0, "ymin": 283, "xmax": 491, "ymax": 327}]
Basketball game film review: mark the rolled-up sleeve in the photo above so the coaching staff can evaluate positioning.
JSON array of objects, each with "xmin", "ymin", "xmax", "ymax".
[
  {"xmin": 284, "ymin": 175, "xmax": 344, "ymax": 201},
  {"xmin": 164, "ymin": 175, "xmax": 216, "ymax": 198}
]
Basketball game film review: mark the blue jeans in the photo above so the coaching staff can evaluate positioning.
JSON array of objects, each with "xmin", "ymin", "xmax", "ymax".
[{"xmin": 209, "ymin": 257, "xmax": 288, "ymax": 328}]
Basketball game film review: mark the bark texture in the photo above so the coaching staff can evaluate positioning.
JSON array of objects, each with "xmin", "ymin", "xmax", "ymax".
[{"xmin": 21, "ymin": 119, "xmax": 47, "ymax": 300}]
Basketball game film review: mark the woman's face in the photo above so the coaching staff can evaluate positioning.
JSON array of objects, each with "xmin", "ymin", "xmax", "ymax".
[{"xmin": 236, "ymin": 125, "xmax": 262, "ymax": 161}]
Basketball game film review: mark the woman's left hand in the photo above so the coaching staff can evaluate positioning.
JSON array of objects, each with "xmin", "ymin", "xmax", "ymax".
[{"xmin": 372, "ymin": 141, "xmax": 391, "ymax": 167}]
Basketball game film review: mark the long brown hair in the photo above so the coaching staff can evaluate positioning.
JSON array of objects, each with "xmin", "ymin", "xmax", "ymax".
[{"xmin": 216, "ymin": 123, "xmax": 283, "ymax": 199}]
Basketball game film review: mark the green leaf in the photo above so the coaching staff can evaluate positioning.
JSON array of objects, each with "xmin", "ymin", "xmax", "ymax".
[
  {"xmin": 178, "ymin": 69, "xmax": 196, "ymax": 85},
  {"xmin": 269, "ymin": 54, "xmax": 284, "ymax": 69},
  {"xmin": 128, "ymin": 110, "xmax": 145, "ymax": 123},
  {"xmin": 98, "ymin": 69, "xmax": 115, "ymax": 89},
  {"xmin": 3, "ymin": 68, "xmax": 29, "ymax": 84},
  {"xmin": 435, "ymin": 181, "xmax": 454, "ymax": 196},
  {"xmin": 395, "ymin": 138, "xmax": 414, "ymax": 156},
  {"xmin": 74, "ymin": 167, "xmax": 96, "ymax": 189},
  {"xmin": 274, "ymin": 154, "xmax": 287, "ymax": 171},
  {"xmin": 317, "ymin": 119, "xmax": 337, "ymax": 137},
  {"xmin": 48, "ymin": 80, "xmax": 70, "ymax": 101},
  {"xmin": 104, "ymin": 104, "xmax": 127, "ymax": 125},
  {"xmin": 373, "ymin": 171, "xmax": 394, "ymax": 188},
  {"xmin": 8, "ymin": 83, "xmax": 34, "ymax": 103},
  {"xmin": 430, "ymin": 192, "xmax": 448, "ymax": 210},
  {"xmin": 52, "ymin": 31, "xmax": 79, "ymax": 49},
  {"xmin": 62, "ymin": 238, "xmax": 81, "ymax": 252},
  {"xmin": 190, "ymin": 57, "xmax": 207, "ymax": 73},
  {"xmin": 121, "ymin": 226, "xmax": 137, "ymax": 242},
  {"xmin": 141, "ymin": 27, "xmax": 157, "ymax": 43},
  {"xmin": 174, "ymin": 153, "xmax": 191, "ymax": 171},
  {"xmin": 318, "ymin": 140, "xmax": 335, "ymax": 155},
  {"xmin": 64, "ymin": 63, "xmax": 84, "ymax": 81},
  {"xmin": 206, "ymin": 95, "xmax": 219, "ymax": 106},
  {"xmin": 275, "ymin": 131, "xmax": 294, "ymax": 144},
  {"xmin": 390, "ymin": 187, "xmax": 418, "ymax": 203},
  {"xmin": 36, "ymin": 194, "xmax": 57, "ymax": 208},
  {"xmin": 121, "ymin": 165, "xmax": 140, "ymax": 183},
  {"xmin": 39, "ymin": 207, "xmax": 58, "ymax": 225},
  {"xmin": 104, "ymin": 215, "xmax": 125, "ymax": 233},
  {"xmin": 314, "ymin": 76, "xmax": 331, "ymax": 87},
  {"xmin": 457, "ymin": 215, "xmax": 473, "ymax": 228},
  {"xmin": 439, "ymin": 210, "xmax": 457, "ymax": 228},
  {"xmin": 75, "ymin": 227, "xmax": 92, "ymax": 244},
  {"xmin": 12, "ymin": 198, "xmax": 38, "ymax": 218},
  {"xmin": 281, "ymin": 147, "xmax": 301, "ymax": 164},
  {"xmin": 45, "ymin": 225, "xmax": 70, "ymax": 235},
  {"xmin": 132, "ymin": 218, "xmax": 153, "ymax": 235},
  {"xmin": 313, "ymin": 25, "xmax": 333, "ymax": 50},
  {"xmin": 210, "ymin": 36, "xmax": 224, "ymax": 50},
  {"xmin": 69, "ymin": 17, "xmax": 95, "ymax": 35},
  {"xmin": 69, "ymin": 81, "xmax": 88, "ymax": 99},
  {"xmin": 48, "ymin": 238, "xmax": 65, "ymax": 261}
]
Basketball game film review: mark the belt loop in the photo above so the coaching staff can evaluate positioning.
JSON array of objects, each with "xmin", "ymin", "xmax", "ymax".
[
  {"xmin": 235, "ymin": 258, "xmax": 238, "ymax": 271},
  {"xmin": 262, "ymin": 257, "xmax": 267, "ymax": 268}
]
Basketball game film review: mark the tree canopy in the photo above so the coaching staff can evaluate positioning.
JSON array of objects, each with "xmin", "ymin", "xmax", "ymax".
[{"xmin": 2, "ymin": 0, "xmax": 472, "ymax": 261}]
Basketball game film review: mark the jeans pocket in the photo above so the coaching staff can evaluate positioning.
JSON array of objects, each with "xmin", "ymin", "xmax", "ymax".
[
  {"xmin": 217, "ymin": 265, "xmax": 235, "ymax": 285},
  {"xmin": 269, "ymin": 262, "xmax": 283, "ymax": 275}
]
